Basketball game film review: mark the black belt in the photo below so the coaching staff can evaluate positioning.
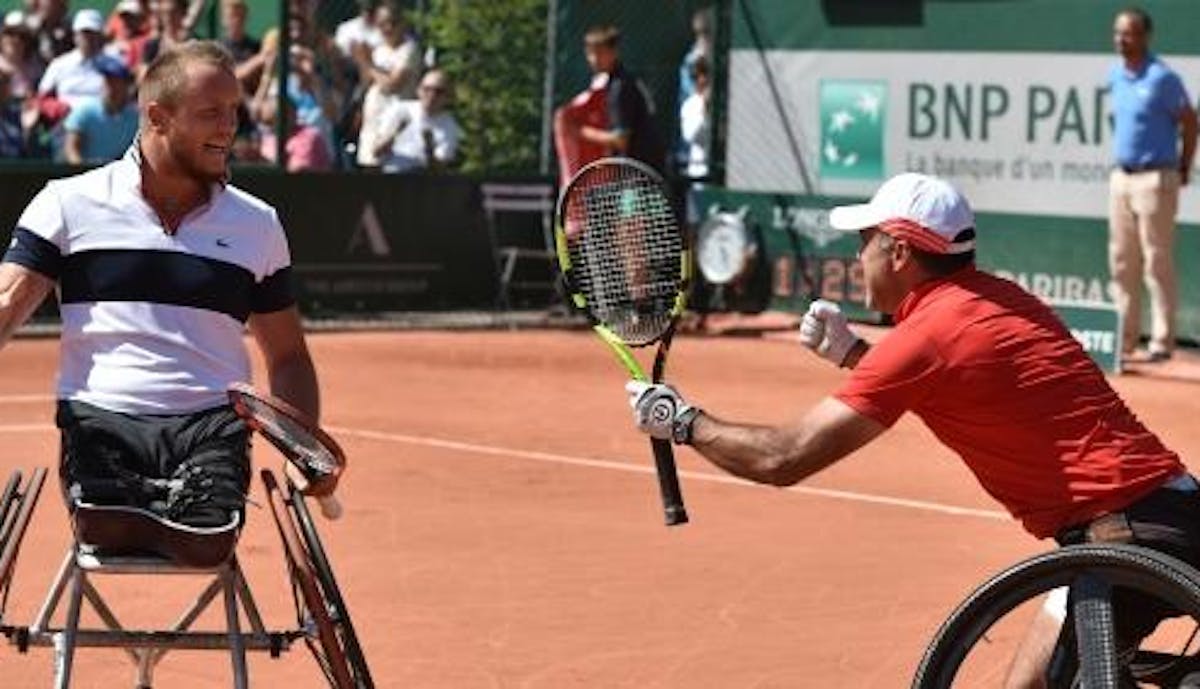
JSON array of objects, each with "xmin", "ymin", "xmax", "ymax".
[
  {"xmin": 1118, "ymin": 163, "xmax": 1175, "ymax": 174},
  {"xmin": 1055, "ymin": 474, "xmax": 1199, "ymax": 545}
]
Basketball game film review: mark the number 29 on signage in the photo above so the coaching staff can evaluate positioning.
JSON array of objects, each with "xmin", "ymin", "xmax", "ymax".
[{"xmin": 773, "ymin": 254, "xmax": 866, "ymax": 305}]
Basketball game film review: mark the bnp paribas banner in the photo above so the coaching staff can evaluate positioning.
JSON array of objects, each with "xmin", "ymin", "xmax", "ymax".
[{"xmin": 727, "ymin": 49, "xmax": 1200, "ymax": 222}]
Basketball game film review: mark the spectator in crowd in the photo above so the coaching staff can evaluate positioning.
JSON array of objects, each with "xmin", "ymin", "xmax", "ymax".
[
  {"xmin": 679, "ymin": 55, "xmax": 710, "ymax": 181},
  {"xmin": 334, "ymin": 0, "xmax": 380, "ymax": 60},
  {"xmin": 251, "ymin": 25, "xmax": 339, "ymax": 166},
  {"xmin": 217, "ymin": 0, "xmax": 264, "ymax": 94},
  {"xmin": 218, "ymin": 0, "xmax": 258, "ymax": 63},
  {"xmin": 575, "ymin": 24, "xmax": 665, "ymax": 172},
  {"xmin": 139, "ymin": 0, "xmax": 191, "ymax": 73},
  {"xmin": 679, "ymin": 55, "xmax": 710, "ymax": 225},
  {"xmin": 30, "ymin": 0, "xmax": 72, "ymax": 65},
  {"xmin": 1, "ymin": 10, "xmax": 45, "ymax": 99},
  {"xmin": 376, "ymin": 67, "xmax": 461, "ymax": 173},
  {"xmin": 62, "ymin": 57, "xmax": 136, "ymax": 164},
  {"xmin": 0, "ymin": 65, "xmax": 30, "ymax": 157},
  {"xmin": 256, "ymin": 93, "xmax": 331, "ymax": 171},
  {"xmin": 38, "ymin": 9, "xmax": 109, "ymax": 109},
  {"xmin": 105, "ymin": 0, "xmax": 149, "ymax": 68},
  {"xmin": 1107, "ymin": 8, "xmax": 1197, "ymax": 363},
  {"xmin": 352, "ymin": 1, "xmax": 419, "ymax": 168},
  {"xmin": 678, "ymin": 7, "xmax": 711, "ymax": 119},
  {"xmin": 229, "ymin": 101, "xmax": 264, "ymax": 163},
  {"xmin": 676, "ymin": 6, "xmax": 712, "ymax": 173}
]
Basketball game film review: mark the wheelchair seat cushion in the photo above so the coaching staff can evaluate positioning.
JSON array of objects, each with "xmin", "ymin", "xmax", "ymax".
[{"xmin": 71, "ymin": 501, "xmax": 241, "ymax": 568}]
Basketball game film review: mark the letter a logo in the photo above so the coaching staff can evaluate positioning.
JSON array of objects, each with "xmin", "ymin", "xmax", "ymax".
[{"xmin": 345, "ymin": 202, "xmax": 392, "ymax": 257}]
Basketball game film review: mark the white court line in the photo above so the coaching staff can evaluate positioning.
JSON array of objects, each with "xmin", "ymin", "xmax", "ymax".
[
  {"xmin": 328, "ymin": 425, "xmax": 1009, "ymax": 522},
  {"xmin": 0, "ymin": 423, "xmax": 54, "ymax": 433},
  {"xmin": 0, "ymin": 394, "xmax": 54, "ymax": 404},
  {"xmin": 0, "ymin": 420, "xmax": 1008, "ymax": 522}
]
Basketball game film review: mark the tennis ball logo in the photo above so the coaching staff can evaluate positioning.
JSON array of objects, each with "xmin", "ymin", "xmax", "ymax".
[
  {"xmin": 819, "ymin": 80, "xmax": 886, "ymax": 181},
  {"xmin": 619, "ymin": 188, "xmax": 639, "ymax": 217}
]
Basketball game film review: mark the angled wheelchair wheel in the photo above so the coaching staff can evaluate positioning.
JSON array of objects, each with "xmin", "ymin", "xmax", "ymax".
[
  {"xmin": 911, "ymin": 544, "xmax": 1200, "ymax": 689},
  {"xmin": 262, "ymin": 470, "xmax": 361, "ymax": 689},
  {"xmin": 288, "ymin": 481, "xmax": 374, "ymax": 688},
  {"xmin": 0, "ymin": 468, "xmax": 47, "ymax": 603}
]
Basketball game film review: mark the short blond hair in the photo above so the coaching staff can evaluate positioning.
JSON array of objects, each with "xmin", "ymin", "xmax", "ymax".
[{"xmin": 140, "ymin": 40, "xmax": 236, "ymax": 109}]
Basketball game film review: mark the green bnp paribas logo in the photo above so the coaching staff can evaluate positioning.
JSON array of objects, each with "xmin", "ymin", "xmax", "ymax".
[{"xmin": 819, "ymin": 80, "xmax": 886, "ymax": 181}]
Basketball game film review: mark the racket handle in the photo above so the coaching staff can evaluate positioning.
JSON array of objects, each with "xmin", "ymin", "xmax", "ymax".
[
  {"xmin": 650, "ymin": 438, "xmax": 689, "ymax": 526},
  {"xmin": 317, "ymin": 494, "xmax": 343, "ymax": 520}
]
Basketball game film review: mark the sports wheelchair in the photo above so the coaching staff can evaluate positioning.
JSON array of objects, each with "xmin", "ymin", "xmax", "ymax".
[
  {"xmin": 912, "ymin": 543, "xmax": 1200, "ymax": 688},
  {"xmin": 0, "ymin": 466, "xmax": 373, "ymax": 688}
]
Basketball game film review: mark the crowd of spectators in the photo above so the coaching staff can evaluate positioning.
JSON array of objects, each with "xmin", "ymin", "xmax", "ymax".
[{"xmin": 0, "ymin": 0, "xmax": 461, "ymax": 171}]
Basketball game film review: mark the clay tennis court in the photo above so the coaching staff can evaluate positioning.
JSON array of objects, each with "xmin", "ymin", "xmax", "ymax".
[{"xmin": 2, "ymin": 325, "xmax": 1199, "ymax": 687}]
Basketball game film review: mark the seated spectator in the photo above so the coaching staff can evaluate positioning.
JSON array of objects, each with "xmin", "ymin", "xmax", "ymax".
[
  {"xmin": 333, "ymin": 0, "xmax": 380, "ymax": 60},
  {"xmin": 377, "ymin": 68, "xmax": 461, "ymax": 173},
  {"xmin": 0, "ymin": 65, "xmax": 29, "ymax": 157},
  {"xmin": 62, "ymin": 57, "xmax": 136, "ymax": 164},
  {"xmin": 352, "ymin": 2, "xmax": 419, "ymax": 167},
  {"xmin": 105, "ymin": 0, "xmax": 150, "ymax": 69},
  {"xmin": 257, "ymin": 95, "xmax": 332, "ymax": 172},
  {"xmin": 30, "ymin": 0, "xmax": 72, "ymax": 65},
  {"xmin": 1, "ymin": 10, "xmax": 45, "ymax": 99},
  {"xmin": 37, "ymin": 9, "xmax": 109, "ymax": 108},
  {"xmin": 251, "ymin": 25, "xmax": 339, "ymax": 159}
]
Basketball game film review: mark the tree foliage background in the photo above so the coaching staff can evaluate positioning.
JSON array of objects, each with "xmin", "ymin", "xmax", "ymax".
[{"xmin": 418, "ymin": 0, "xmax": 548, "ymax": 174}]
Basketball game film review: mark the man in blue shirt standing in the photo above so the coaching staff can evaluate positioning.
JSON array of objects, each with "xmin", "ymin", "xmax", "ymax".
[{"xmin": 1108, "ymin": 7, "xmax": 1197, "ymax": 363}]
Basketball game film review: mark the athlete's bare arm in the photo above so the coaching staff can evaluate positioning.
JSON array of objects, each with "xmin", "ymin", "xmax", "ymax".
[
  {"xmin": 248, "ymin": 305, "xmax": 320, "ymax": 421},
  {"xmin": 0, "ymin": 262, "xmax": 54, "ymax": 351},
  {"xmin": 690, "ymin": 397, "xmax": 886, "ymax": 486}
]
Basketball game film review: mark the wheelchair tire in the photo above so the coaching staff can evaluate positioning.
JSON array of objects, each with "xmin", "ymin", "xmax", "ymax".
[
  {"xmin": 911, "ymin": 544, "xmax": 1200, "ymax": 689},
  {"xmin": 262, "ymin": 470, "xmax": 357, "ymax": 689},
  {"xmin": 288, "ymin": 481, "xmax": 374, "ymax": 688},
  {"xmin": 0, "ymin": 468, "xmax": 45, "ymax": 597}
]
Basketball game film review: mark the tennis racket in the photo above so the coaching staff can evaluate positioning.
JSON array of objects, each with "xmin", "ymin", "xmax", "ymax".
[
  {"xmin": 227, "ymin": 382, "xmax": 345, "ymax": 520},
  {"xmin": 555, "ymin": 157, "xmax": 691, "ymax": 526}
]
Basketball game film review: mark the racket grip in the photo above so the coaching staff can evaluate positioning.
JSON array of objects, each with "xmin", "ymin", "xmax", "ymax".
[
  {"xmin": 317, "ymin": 494, "xmax": 343, "ymax": 520},
  {"xmin": 650, "ymin": 438, "xmax": 689, "ymax": 526}
]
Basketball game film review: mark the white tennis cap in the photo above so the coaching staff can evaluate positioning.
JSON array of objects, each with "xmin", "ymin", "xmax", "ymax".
[
  {"xmin": 828, "ymin": 172, "xmax": 976, "ymax": 254},
  {"xmin": 72, "ymin": 8, "xmax": 104, "ymax": 33}
]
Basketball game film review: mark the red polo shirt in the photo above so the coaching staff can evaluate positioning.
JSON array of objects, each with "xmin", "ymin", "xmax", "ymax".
[{"xmin": 834, "ymin": 267, "xmax": 1182, "ymax": 538}]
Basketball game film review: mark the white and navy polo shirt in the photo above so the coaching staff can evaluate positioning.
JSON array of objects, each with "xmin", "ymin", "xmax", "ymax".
[{"xmin": 2, "ymin": 148, "xmax": 294, "ymax": 414}]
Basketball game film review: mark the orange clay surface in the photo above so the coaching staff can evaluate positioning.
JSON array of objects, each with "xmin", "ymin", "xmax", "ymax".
[{"xmin": 2, "ymin": 327, "xmax": 1200, "ymax": 688}]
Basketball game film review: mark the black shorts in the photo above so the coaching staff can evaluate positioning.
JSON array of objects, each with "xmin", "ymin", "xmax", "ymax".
[
  {"xmin": 1055, "ymin": 477, "xmax": 1200, "ymax": 644},
  {"xmin": 57, "ymin": 400, "xmax": 251, "ymax": 528}
]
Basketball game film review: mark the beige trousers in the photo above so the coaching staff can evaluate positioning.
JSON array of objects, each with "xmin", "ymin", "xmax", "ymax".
[{"xmin": 1108, "ymin": 168, "xmax": 1180, "ymax": 354}]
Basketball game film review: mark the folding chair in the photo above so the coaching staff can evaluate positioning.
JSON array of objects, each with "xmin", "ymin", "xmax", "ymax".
[{"xmin": 481, "ymin": 181, "xmax": 560, "ymax": 309}]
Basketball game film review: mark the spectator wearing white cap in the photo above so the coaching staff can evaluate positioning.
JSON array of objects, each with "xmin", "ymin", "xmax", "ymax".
[
  {"xmin": 624, "ymin": 175, "xmax": 1200, "ymax": 688},
  {"xmin": 63, "ymin": 57, "xmax": 136, "ymax": 164},
  {"xmin": 1, "ymin": 10, "xmax": 45, "ymax": 99},
  {"xmin": 37, "ymin": 8, "xmax": 109, "ymax": 109}
]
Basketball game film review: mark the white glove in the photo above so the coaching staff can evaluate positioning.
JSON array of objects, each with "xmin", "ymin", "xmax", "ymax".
[
  {"xmin": 625, "ymin": 381, "xmax": 701, "ymax": 444},
  {"xmin": 799, "ymin": 299, "xmax": 862, "ymax": 367}
]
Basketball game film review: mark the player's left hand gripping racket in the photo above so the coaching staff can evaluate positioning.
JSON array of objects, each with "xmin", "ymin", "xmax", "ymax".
[
  {"xmin": 227, "ymin": 382, "xmax": 345, "ymax": 520},
  {"xmin": 554, "ymin": 157, "xmax": 691, "ymax": 526}
]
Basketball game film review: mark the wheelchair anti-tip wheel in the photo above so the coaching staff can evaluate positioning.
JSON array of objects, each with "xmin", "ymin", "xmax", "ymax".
[
  {"xmin": 262, "ymin": 469, "xmax": 373, "ymax": 689},
  {"xmin": 911, "ymin": 543, "xmax": 1200, "ymax": 689}
]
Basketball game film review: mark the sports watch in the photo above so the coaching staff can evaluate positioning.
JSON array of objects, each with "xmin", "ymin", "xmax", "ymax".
[{"xmin": 673, "ymin": 407, "xmax": 704, "ymax": 446}]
